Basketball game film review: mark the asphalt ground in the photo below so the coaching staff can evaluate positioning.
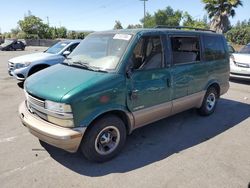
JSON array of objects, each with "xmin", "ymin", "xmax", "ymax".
[{"xmin": 0, "ymin": 47, "xmax": 250, "ymax": 188}]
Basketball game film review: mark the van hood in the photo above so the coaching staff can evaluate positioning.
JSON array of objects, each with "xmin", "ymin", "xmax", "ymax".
[
  {"xmin": 24, "ymin": 64, "xmax": 112, "ymax": 102},
  {"xmin": 9, "ymin": 52, "xmax": 58, "ymax": 64}
]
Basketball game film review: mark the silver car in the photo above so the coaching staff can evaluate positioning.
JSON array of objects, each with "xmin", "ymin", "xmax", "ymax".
[
  {"xmin": 230, "ymin": 43, "xmax": 250, "ymax": 80},
  {"xmin": 8, "ymin": 40, "xmax": 81, "ymax": 81}
]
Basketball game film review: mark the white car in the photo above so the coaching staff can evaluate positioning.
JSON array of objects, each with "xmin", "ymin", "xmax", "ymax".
[
  {"xmin": 8, "ymin": 40, "xmax": 81, "ymax": 81},
  {"xmin": 230, "ymin": 43, "xmax": 250, "ymax": 80}
]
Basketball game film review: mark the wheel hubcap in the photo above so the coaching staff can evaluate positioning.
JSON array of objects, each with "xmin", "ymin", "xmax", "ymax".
[
  {"xmin": 206, "ymin": 93, "xmax": 216, "ymax": 111},
  {"xmin": 95, "ymin": 126, "xmax": 120, "ymax": 155}
]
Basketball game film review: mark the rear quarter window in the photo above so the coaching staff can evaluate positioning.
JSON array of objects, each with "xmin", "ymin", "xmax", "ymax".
[{"xmin": 203, "ymin": 35, "xmax": 226, "ymax": 61}]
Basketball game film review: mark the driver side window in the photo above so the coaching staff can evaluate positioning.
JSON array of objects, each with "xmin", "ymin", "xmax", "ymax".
[
  {"xmin": 130, "ymin": 36, "xmax": 163, "ymax": 70},
  {"xmin": 66, "ymin": 43, "xmax": 79, "ymax": 53}
]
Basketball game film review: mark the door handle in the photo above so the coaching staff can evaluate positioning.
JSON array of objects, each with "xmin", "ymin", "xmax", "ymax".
[
  {"xmin": 166, "ymin": 78, "xmax": 172, "ymax": 87},
  {"xmin": 130, "ymin": 89, "xmax": 139, "ymax": 100}
]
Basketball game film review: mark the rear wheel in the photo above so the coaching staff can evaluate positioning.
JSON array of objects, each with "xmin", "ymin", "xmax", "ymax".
[
  {"xmin": 81, "ymin": 115, "xmax": 127, "ymax": 162},
  {"xmin": 198, "ymin": 87, "xmax": 218, "ymax": 116}
]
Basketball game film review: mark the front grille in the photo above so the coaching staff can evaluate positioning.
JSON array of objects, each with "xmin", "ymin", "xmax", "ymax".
[
  {"xmin": 25, "ymin": 92, "xmax": 47, "ymax": 121},
  {"xmin": 25, "ymin": 92, "xmax": 45, "ymax": 108},
  {"xmin": 8, "ymin": 62, "xmax": 15, "ymax": 70},
  {"xmin": 24, "ymin": 91, "xmax": 73, "ymax": 127},
  {"xmin": 25, "ymin": 101, "xmax": 48, "ymax": 121}
]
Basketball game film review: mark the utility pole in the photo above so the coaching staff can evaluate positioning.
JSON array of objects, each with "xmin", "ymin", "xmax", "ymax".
[
  {"xmin": 140, "ymin": 0, "xmax": 148, "ymax": 28},
  {"xmin": 47, "ymin": 16, "xmax": 50, "ymax": 26}
]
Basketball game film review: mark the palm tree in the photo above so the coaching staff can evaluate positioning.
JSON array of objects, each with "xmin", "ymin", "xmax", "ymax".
[{"xmin": 202, "ymin": 0, "xmax": 243, "ymax": 33}]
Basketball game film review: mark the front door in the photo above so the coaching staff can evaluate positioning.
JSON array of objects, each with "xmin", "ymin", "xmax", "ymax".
[{"xmin": 126, "ymin": 34, "xmax": 172, "ymax": 128}]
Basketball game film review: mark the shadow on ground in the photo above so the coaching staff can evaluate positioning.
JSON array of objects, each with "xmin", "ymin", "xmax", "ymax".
[
  {"xmin": 230, "ymin": 78, "xmax": 250, "ymax": 85},
  {"xmin": 41, "ymin": 98, "xmax": 250, "ymax": 177}
]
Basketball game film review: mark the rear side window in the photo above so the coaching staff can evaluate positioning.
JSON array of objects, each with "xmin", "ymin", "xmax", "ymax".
[
  {"xmin": 171, "ymin": 36, "xmax": 201, "ymax": 64},
  {"xmin": 203, "ymin": 36, "xmax": 226, "ymax": 61}
]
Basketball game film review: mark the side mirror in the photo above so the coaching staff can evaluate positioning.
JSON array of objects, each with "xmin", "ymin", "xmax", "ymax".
[{"xmin": 63, "ymin": 50, "xmax": 71, "ymax": 56}]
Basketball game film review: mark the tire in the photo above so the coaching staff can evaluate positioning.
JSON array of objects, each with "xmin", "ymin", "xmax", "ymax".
[
  {"xmin": 81, "ymin": 115, "xmax": 127, "ymax": 162},
  {"xmin": 198, "ymin": 87, "xmax": 218, "ymax": 116}
]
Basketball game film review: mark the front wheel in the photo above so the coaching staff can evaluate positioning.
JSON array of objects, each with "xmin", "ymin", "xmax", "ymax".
[
  {"xmin": 198, "ymin": 87, "xmax": 218, "ymax": 116},
  {"xmin": 81, "ymin": 115, "xmax": 127, "ymax": 162}
]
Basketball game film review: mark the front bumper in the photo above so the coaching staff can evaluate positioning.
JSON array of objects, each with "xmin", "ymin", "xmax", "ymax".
[
  {"xmin": 230, "ymin": 64, "xmax": 250, "ymax": 80},
  {"xmin": 18, "ymin": 101, "xmax": 85, "ymax": 152},
  {"xmin": 8, "ymin": 62, "xmax": 29, "ymax": 81}
]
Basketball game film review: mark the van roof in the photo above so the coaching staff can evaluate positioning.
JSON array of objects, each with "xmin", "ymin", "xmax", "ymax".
[{"xmin": 94, "ymin": 28, "xmax": 222, "ymax": 36}]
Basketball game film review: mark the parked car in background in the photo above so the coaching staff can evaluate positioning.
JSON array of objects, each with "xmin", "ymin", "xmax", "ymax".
[
  {"xmin": 8, "ymin": 40, "xmax": 81, "ymax": 81},
  {"xmin": 230, "ymin": 43, "xmax": 250, "ymax": 80},
  {"xmin": 0, "ymin": 39, "xmax": 26, "ymax": 51},
  {"xmin": 0, "ymin": 38, "xmax": 4, "ymax": 45},
  {"xmin": 19, "ymin": 28, "xmax": 229, "ymax": 162}
]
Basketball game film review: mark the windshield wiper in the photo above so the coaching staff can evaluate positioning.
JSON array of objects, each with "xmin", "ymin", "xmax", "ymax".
[
  {"xmin": 70, "ymin": 61, "xmax": 96, "ymax": 71},
  {"xmin": 63, "ymin": 59, "xmax": 108, "ymax": 73},
  {"xmin": 90, "ymin": 66, "xmax": 108, "ymax": 73}
]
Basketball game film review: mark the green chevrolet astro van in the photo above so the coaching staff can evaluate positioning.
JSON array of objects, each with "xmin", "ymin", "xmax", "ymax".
[{"xmin": 19, "ymin": 27, "xmax": 230, "ymax": 162}]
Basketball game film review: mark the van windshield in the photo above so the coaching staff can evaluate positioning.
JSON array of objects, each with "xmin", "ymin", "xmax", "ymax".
[{"xmin": 66, "ymin": 33, "xmax": 132, "ymax": 71}]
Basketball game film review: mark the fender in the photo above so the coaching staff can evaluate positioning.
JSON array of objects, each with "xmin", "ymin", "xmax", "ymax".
[
  {"xmin": 204, "ymin": 79, "xmax": 220, "ymax": 95},
  {"xmin": 79, "ymin": 104, "xmax": 135, "ymax": 134}
]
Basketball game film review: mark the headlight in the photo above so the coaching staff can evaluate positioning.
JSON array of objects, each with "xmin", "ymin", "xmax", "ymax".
[
  {"xmin": 45, "ymin": 100, "xmax": 72, "ymax": 113},
  {"xmin": 47, "ymin": 115, "xmax": 74, "ymax": 127},
  {"xmin": 15, "ymin": 62, "xmax": 31, "ymax": 69},
  {"xmin": 229, "ymin": 55, "xmax": 235, "ymax": 65}
]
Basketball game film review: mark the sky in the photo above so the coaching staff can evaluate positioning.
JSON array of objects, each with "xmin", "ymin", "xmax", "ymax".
[{"xmin": 0, "ymin": 0, "xmax": 249, "ymax": 33}]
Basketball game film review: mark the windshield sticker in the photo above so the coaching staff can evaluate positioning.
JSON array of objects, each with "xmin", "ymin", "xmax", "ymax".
[
  {"xmin": 61, "ymin": 43, "xmax": 67, "ymax": 46},
  {"xmin": 113, "ymin": 34, "xmax": 132, "ymax": 41}
]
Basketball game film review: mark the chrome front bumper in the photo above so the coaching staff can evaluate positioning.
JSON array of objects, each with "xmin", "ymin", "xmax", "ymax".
[
  {"xmin": 230, "ymin": 64, "xmax": 250, "ymax": 80},
  {"xmin": 230, "ymin": 73, "xmax": 250, "ymax": 80},
  {"xmin": 18, "ymin": 101, "xmax": 85, "ymax": 152}
]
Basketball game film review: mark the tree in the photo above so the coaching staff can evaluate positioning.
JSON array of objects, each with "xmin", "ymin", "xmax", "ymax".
[
  {"xmin": 18, "ymin": 15, "xmax": 50, "ymax": 38},
  {"xmin": 3, "ymin": 32, "xmax": 11, "ymax": 38},
  {"xmin": 141, "ymin": 12, "xmax": 156, "ymax": 28},
  {"xmin": 67, "ymin": 31, "xmax": 77, "ymax": 39},
  {"xmin": 202, "ymin": 0, "xmax": 243, "ymax": 33},
  {"xmin": 10, "ymin": 27, "xmax": 21, "ymax": 38},
  {"xmin": 140, "ymin": 6, "xmax": 182, "ymax": 28},
  {"xmin": 182, "ymin": 12, "xmax": 209, "ymax": 29},
  {"xmin": 57, "ymin": 27, "xmax": 67, "ymax": 38},
  {"xmin": 113, "ymin": 20, "xmax": 123, "ymax": 30},
  {"xmin": 155, "ymin": 6, "xmax": 182, "ymax": 26},
  {"xmin": 127, "ymin": 24, "xmax": 143, "ymax": 29},
  {"xmin": 76, "ymin": 32, "xmax": 86, "ymax": 39},
  {"xmin": 226, "ymin": 19, "xmax": 250, "ymax": 45}
]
